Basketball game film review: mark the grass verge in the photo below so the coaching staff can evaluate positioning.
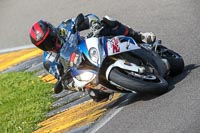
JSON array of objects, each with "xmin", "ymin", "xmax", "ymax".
[{"xmin": 0, "ymin": 72, "xmax": 54, "ymax": 133}]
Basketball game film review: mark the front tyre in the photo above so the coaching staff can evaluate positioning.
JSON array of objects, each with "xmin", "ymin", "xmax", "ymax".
[{"xmin": 109, "ymin": 68, "xmax": 168, "ymax": 94}]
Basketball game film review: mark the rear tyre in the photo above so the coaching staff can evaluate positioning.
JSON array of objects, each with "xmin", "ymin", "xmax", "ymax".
[{"xmin": 157, "ymin": 46, "xmax": 184, "ymax": 76}]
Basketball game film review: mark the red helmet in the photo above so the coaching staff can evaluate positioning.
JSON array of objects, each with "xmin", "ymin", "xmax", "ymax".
[{"xmin": 29, "ymin": 20, "xmax": 61, "ymax": 52}]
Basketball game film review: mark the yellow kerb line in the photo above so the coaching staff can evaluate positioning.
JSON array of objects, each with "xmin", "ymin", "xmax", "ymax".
[
  {"xmin": 37, "ymin": 73, "xmax": 122, "ymax": 133},
  {"xmin": 0, "ymin": 48, "xmax": 43, "ymax": 72},
  {"xmin": 34, "ymin": 93, "xmax": 121, "ymax": 133},
  {"xmin": 40, "ymin": 74, "xmax": 57, "ymax": 83}
]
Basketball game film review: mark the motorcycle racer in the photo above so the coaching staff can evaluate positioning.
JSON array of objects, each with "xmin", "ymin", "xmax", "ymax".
[{"xmin": 29, "ymin": 13, "xmax": 156, "ymax": 102}]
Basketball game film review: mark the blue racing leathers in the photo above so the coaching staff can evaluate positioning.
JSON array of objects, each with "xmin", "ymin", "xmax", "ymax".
[{"xmin": 43, "ymin": 14, "xmax": 100, "ymax": 80}]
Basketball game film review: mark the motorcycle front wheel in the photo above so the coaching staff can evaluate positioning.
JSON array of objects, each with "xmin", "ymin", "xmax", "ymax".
[{"xmin": 109, "ymin": 67, "xmax": 169, "ymax": 94}]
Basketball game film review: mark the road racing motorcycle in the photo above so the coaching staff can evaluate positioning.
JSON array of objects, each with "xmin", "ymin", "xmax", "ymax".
[{"xmin": 57, "ymin": 14, "xmax": 184, "ymax": 96}]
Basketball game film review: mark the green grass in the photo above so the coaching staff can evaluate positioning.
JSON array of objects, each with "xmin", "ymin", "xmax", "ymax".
[{"xmin": 0, "ymin": 72, "xmax": 54, "ymax": 133}]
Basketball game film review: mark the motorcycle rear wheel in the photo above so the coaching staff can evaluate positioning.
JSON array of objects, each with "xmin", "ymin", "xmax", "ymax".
[{"xmin": 157, "ymin": 46, "xmax": 184, "ymax": 76}]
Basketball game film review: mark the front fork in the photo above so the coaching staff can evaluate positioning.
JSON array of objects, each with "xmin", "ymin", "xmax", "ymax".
[{"xmin": 105, "ymin": 59, "xmax": 146, "ymax": 81}]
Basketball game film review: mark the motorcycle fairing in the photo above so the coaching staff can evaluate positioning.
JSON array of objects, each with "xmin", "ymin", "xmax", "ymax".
[
  {"xmin": 70, "ymin": 36, "xmax": 144, "ymax": 89},
  {"xmin": 78, "ymin": 36, "xmax": 140, "ymax": 67},
  {"xmin": 78, "ymin": 37, "xmax": 105, "ymax": 67},
  {"xmin": 104, "ymin": 36, "xmax": 140, "ymax": 56}
]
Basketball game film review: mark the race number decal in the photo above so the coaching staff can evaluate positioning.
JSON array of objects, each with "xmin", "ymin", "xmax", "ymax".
[
  {"xmin": 106, "ymin": 37, "xmax": 120, "ymax": 55},
  {"xmin": 112, "ymin": 37, "xmax": 120, "ymax": 53},
  {"xmin": 106, "ymin": 36, "xmax": 140, "ymax": 56}
]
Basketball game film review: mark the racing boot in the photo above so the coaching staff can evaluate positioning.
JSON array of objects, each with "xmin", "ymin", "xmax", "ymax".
[
  {"xmin": 102, "ymin": 16, "xmax": 156, "ymax": 44},
  {"xmin": 128, "ymin": 28, "xmax": 156, "ymax": 44},
  {"xmin": 140, "ymin": 32, "xmax": 156, "ymax": 44},
  {"xmin": 87, "ymin": 88, "xmax": 112, "ymax": 102}
]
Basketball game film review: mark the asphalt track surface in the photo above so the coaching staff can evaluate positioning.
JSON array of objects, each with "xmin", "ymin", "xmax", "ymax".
[{"xmin": 1, "ymin": 0, "xmax": 200, "ymax": 133}]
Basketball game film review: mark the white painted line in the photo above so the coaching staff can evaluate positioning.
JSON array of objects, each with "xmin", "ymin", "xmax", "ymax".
[
  {"xmin": 0, "ymin": 44, "xmax": 35, "ymax": 54},
  {"xmin": 90, "ymin": 106, "xmax": 124, "ymax": 133},
  {"xmin": 88, "ymin": 93, "xmax": 136, "ymax": 133}
]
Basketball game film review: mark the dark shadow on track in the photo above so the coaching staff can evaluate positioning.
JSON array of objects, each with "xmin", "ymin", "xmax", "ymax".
[
  {"xmin": 138, "ymin": 64, "xmax": 200, "ymax": 101},
  {"xmin": 102, "ymin": 64, "xmax": 200, "ymax": 110},
  {"xmin": 104, "ymin": 93, "xmax": 139, "ymax": 109},
  {"xmin": 167, "ymin": 64, "xmax": 200, "ymax": 91}
]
